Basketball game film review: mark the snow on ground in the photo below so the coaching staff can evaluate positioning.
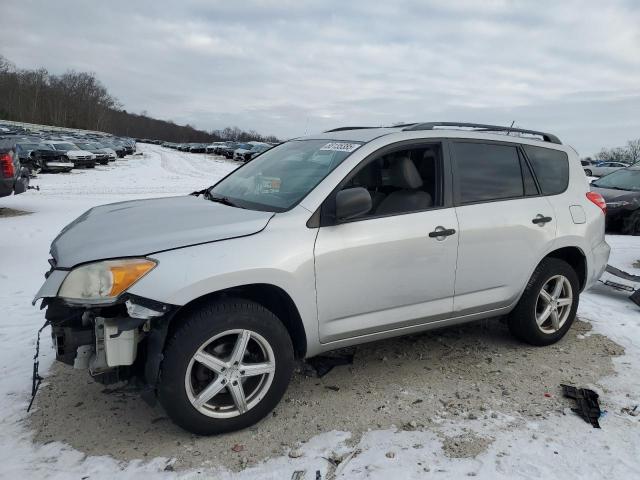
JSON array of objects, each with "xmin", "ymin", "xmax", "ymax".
[{"xmin": 0, "ymin": 144, "xmax": 639, "ymax": 479}]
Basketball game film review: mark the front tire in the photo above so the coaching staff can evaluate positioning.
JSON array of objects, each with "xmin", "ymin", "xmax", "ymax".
[
  {"xmin": 507, "ymin": 258, "xmax": 579, "ymax": 346},
  {"xmin": 585, "ymin": 169, "xmax": 592, "ymax": 176},
  {"xmin": 158, "ymin": 298, "xmax": 294, "ymax": 435}
]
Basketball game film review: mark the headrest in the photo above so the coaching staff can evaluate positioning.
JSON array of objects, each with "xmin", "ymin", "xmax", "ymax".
[{"xmin": 388, "ymin": 156, "xmax": 423, "ymax": 189}]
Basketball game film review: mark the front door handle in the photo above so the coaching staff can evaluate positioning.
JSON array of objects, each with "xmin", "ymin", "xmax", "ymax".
[
  {"xmin": 429, "ymin": 226, "xmax": 456, "ymax": 239},
  {"xmin": 532, "ymin": 215, "xmax": 553, "ymax": 225}
]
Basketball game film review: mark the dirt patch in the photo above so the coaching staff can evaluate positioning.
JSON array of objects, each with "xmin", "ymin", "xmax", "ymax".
[
  {"xmin": 0, "ymin": 207, "xmax": 32, "ymax": 218},
  {"xmin": 441, "ymin": 432, "xmax": 493, "ymax": 458},
  {"xmin": 28, "ymin": 318, "xmax": 623, "ymax": 471}
]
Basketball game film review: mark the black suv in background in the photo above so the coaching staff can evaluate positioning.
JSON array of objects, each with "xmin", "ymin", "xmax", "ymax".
[{"xmin": 0, "ymin": 138, "xmax": 29, "ymax": 197}]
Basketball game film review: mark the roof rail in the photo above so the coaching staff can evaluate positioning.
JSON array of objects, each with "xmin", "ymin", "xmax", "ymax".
[
  {"xmin": 323, "ymin": 126, "xmax": 379, "ymax": 133},
  {"xmin": 402, "ymin": 122, "xmax": 562, "ymax": 144}
]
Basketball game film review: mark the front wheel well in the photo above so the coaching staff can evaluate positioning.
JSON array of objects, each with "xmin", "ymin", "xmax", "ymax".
[
  {"xmin": 167, "ymin": 284, "xmax": 307, "ymax": 359},
  {"xmin": 544, "ymin": 247, "xmax": 587, "ymax": 291}
]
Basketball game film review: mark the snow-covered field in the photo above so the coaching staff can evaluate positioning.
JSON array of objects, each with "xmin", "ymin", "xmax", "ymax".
[{"xmin": 0, "ymin": 144, "xmax": 639, "ymax": 479}]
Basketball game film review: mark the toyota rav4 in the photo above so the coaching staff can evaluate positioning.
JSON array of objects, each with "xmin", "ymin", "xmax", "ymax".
[{"xmin": 33, "ymin": 122, "xmax": 610, "ymax": 435}]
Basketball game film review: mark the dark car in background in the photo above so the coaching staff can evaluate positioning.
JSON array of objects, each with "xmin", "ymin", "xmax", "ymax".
[
  {"xmin": 591, "ymin": 166, "xmax": 640, "ymax": 234},
  {"xmin": 16, "ymin": 142, "xmax": 74, "ymax": 173},
  {"xmin": 0, "ymin": 138, "xmax": 30, "ymax": 197},
  {"xmin": 102, "ymin": 139, "xmax": 127, "ymax": 158},
  {"xmin": 219, "ymin": 142, "xmax": 241, "ymax": 159},
  {"xmin": 240, "ymin": 143, "xmax": 272, "ymax": 162}
]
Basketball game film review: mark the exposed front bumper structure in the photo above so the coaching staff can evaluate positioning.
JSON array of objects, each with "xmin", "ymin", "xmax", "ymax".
[{"xmin": 36, "ymin": 271, "xmax": 176, "ymax": 394}]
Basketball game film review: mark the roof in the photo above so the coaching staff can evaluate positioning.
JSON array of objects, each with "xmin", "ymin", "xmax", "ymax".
[{"xmin": 298, "ymin": 122, "xmax": 562, "ymax": 145}]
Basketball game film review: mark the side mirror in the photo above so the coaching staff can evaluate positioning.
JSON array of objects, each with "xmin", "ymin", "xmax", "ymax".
[{"xmin": 336, "ymin": 187, "xmax": 372, "ymax": 221}]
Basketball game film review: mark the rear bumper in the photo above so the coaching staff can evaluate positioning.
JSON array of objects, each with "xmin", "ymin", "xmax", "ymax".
[{"xmin": 585, "ymin": 240, "xmax": 611, "ymax": 290}]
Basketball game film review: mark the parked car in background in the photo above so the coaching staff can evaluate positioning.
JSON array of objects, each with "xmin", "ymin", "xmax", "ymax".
[
  {"xmin": 189, "ymin": 143, "xmax": 208, "ymax": 153},
  {"xmin": 240, "ymin": 143, "xmax": 272, "ymax": 162},
  {"xmin": 231, "ymin": 143, "xmax": 256, "ymax": 161},
  {"xmin": 206, "ymin": 142, "xmax": 226, "ymax": 153},
  {"xmin": 16, "ymin": 141, "xmax": 74, "ymax": 173},
  {"xmin": 219, "ymin": 142, "xmax": 241, "ymax": 158},
  {"xmin": 34, "ymin": 122, "xmax": 609, "ymax": 435},
  {"xmin": 91, "ymin": 141, "xmax": 118, "ymax": 162},
  {"xmin": 102, "ymin": 139, "xmax": 126, "ymax": 158},
  {"xmin": 73, "ymin": 141, "xmax": 110, "ymax": 165},
  {"xmin": 591, "ymin": 166, "xmax": 640, "ymax": 234},
  {"xmin": 584, "ymin": 161, "xmax": 627, "ymax": 177},
  {"xmin": 0, "ymin": 138, "xmax": 29, "ymax": 197},
  {"xmin": 44, "ymin": 141, "xmax": 96, "ymax": 168}
]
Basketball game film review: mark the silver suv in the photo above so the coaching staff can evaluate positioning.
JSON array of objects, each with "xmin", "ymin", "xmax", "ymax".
[{"xmin": 34, "ymin": 122, "xmax": 610, "ymax": 435}]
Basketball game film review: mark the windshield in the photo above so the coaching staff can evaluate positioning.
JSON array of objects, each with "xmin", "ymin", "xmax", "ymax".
[
  {"xmin": 593, "ymin": 169, "xmax": 640, "ymax": 191},
  {"xmin": 209, "ymin": 139, "xmax": 362, "ymax": 211},
  {"xmin": 53, "ymin": 143, "xmax": 78, "ymax": 150},
  {"xmin": 18, "ymin": 143, "xmax": 44, "ymax": 150}
]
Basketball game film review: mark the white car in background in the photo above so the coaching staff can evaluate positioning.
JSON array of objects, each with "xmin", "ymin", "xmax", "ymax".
[
  {"xmin": 44, "ymin": 141, "xmax": 97, "ymax": 168},
  {"xmin": 584, "ymin": 161, "xmax": 628, "ymax": 177}
]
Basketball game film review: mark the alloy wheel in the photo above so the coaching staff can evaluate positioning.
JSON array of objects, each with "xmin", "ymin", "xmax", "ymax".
[
  {"xmin": 184, "ymin": 329, "xmax": 276, "ymax": 418},
  {"xmin": 535, "ymin": 274, "xmax": 573, "ymax": 334}
]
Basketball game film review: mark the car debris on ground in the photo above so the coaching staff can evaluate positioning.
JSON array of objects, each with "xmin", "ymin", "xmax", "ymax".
[{"xmin": 561, "ymin": 384, "xmax": 603, "ymax": 428}]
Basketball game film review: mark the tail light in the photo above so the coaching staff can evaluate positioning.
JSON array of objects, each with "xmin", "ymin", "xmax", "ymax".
[
  {"xmin": 0, "ymin": 152, "xmax": 14, "ymax": 178},
  {"xmin": 587, "ymin": 191, "xmax": 607, "ymax": 214}
]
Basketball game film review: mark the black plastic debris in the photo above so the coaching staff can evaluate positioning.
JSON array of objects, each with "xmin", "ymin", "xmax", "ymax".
[
  {"xmin": 304, "ymin": 353, "xmax": 354, "ymax": 377},
  {"xmin": 561, "ymin": 384, "xmax": 602, "ymax": 428},
  {"xmin": 28, "ymin": 320, "xmax": 50, "ymax": 412}
]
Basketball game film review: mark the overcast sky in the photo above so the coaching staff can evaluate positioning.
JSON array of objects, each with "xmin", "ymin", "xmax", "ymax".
[{"xmin": 2, "ymin": 0, "xmax": 639, "ymax": 155}]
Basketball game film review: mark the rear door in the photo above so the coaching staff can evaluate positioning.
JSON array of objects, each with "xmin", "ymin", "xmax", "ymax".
[{"xmin": 451, "ymin": 140, "xmax": 557, "ymax": 316}]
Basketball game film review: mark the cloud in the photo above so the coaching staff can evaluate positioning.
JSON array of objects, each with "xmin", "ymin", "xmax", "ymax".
[{"xmin": 1, "ymin": 0, "xmax": 639, "ymax": 154}]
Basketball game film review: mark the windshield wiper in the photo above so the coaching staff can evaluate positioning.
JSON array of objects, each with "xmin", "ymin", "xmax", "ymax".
[{"xmin": 207, "ymin": 193, "xmax": 243, "ymax": 208}]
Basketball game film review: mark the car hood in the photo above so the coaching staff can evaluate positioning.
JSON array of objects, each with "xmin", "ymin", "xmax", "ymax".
[
  {"xmin": 591, "ymin": 186, "xmax": 640, "ymax": 203},
  {"xmin": 50, "ymin": 195, "xmax": 275, "ymax": 268}
]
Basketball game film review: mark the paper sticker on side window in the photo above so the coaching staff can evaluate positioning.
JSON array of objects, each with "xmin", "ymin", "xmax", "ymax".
[{"xmin": 320, "ymin": 142, "xmax": 361, "ymax": 153}]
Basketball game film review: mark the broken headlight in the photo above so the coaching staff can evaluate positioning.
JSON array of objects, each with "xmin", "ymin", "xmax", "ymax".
[{"xmin": 58, "ymin": 258, "xmax": 156, "ymax": 303}]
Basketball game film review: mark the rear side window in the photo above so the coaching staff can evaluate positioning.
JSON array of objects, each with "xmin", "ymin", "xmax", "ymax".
[
  {"xmin": 523, "ymin": 145, "xmax": 569, "ymax": 195},
  {"xmin": 453, "ymin": 142, "xmax": 524, "ymax": 204}
]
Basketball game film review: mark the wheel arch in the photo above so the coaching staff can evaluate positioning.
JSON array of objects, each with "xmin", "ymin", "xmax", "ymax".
[
  {"xmin": 542, "ymin": 246, "xmax": 587, "ymax": 291},
  {"xmin": 166, "ymin": 283, "xmax": 308, "ymax": 359}
]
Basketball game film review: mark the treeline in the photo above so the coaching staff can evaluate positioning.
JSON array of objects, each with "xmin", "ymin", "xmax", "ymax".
[
  {"xmin": 589, "ymin": 138, "xmax": 640, "ymax": 164},
  {"xmin": 0, "ymin": 56, "xmax": 278, "ymax": 143}
]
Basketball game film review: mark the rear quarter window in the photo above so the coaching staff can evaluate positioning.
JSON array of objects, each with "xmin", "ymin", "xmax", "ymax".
[{"xmin": 523, "ymin": 145, "xmax": 569, "ymax": 195}]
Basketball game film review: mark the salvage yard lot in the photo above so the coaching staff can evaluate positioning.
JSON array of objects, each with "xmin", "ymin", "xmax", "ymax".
[{"xmin": 1, "ymin": 144, "xmax": 639, "ymax": 479}]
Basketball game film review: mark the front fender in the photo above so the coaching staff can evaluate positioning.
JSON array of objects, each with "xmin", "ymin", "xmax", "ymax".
[{"xmin": 127, "ymin": 209, "xmax": 319, "ymax": 348}]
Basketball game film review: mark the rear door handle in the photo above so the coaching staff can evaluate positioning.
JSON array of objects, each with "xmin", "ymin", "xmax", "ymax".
[
  {"xmin": 532, "ymin": 215, "xmax": 553, "ymax": 225},
  {"xmin": 429, "ymin": 227, "xmax": 456, "ymax": 239}
]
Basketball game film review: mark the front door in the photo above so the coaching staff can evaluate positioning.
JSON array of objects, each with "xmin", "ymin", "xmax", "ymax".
[{"xmin": 313, "ymin": 142, "xmax": 459, "ymax": 343}]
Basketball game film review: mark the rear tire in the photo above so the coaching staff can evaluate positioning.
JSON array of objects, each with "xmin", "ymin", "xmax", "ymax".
[
  {"xmin": 585, "ymin": 169, "xmax": 592, "ymax": 176},
  {"xmin": 158, "ymin": 298, "xmax": 294, "ymax": 435},
  {"xmin": 507, "ymin": 258, "xmax": 579, "ymax": 346}
]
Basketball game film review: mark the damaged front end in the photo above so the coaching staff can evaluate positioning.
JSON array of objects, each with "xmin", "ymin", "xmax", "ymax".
[
  {"xmin": 44, "ymin": 295, "xmax": 174, "ymax": 392},
  {"xmin": 32, "ymin": 256, "xmax": 177, "ymax": 405}
]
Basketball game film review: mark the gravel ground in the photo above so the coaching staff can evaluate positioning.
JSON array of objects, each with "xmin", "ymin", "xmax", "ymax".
[{"xmin": 28, "ymin": 317, "xmax": 623, "ymax": 471}]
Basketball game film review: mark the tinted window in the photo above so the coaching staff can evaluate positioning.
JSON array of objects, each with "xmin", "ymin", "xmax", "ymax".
[
  {"xmin": 453, "ymin": 142, "xmax": 523, "ymax": 204},
  {"xmin": 523, "ymin": 145, "xmax": 569, "ymax": 195}
]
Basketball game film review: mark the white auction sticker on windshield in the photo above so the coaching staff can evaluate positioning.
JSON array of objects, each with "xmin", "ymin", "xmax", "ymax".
[{"xmin": 320, "ymin": 142, "xmax": 361, "ymax": 153}]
